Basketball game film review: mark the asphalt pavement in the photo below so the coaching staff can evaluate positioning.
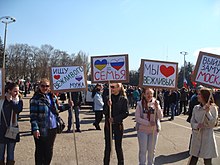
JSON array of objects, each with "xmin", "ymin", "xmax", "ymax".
[{"xmin": 14, "ymin": 93, "xmax": 220, "ymax": 165}]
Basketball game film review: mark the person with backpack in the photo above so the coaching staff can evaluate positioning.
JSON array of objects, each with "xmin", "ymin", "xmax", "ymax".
[{"xmin": 135, "ymin": 88, "xmax": 163, "ymax": 165}]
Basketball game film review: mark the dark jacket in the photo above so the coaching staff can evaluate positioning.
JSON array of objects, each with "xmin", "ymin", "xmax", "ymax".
[
  {"xmin": 169, "ymin": 91, "xmax": 177, "ymax": 104},
  {"xmin": 30, "ymin": 91, "xmax": 69, "ymax": 137},
  {"xmin": 0, "ymin": 98, "xmax": 23, "ymax": 143},
  {"xmin": 103, "ymin": 94, "xmax": 129, "ymax": 124},
  {"xmin": 186, "ymin": 93, "xmax": 199, "ymax": 123},
  {"xmin": 67, "ymin": 92, "xmax": 82, "ymax": 108},
  {"xmin": 180, "ymin": 88, "xmax": 188, "ymax": 102}
]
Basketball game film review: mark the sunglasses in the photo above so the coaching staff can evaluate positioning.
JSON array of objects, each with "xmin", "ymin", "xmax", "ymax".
[
  {"xmin": 110, "ymin": 86, "xmax": 117, "ymax": 89},
  {"xmin": 41, "ymin": 84, "xmax": 50, "ymax": 88}
]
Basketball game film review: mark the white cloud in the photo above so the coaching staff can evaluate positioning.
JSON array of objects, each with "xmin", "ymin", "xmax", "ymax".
[
  {"xmin": 213, "ymin": 0, "xmax": 220, "ymax": 17},
  {"xmin": 193, "ymin": 47, "xmax": 220, "ymax": 57}
]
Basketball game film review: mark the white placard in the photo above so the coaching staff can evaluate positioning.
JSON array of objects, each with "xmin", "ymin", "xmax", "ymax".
[
  {"xmin": 194, "ymin": 51, "xmax": 220, "ymax": 88},
  {"xmin": 91, "ymin": 54, "xmax": 129, "ymax": 83},
  {"xmin": 50, "ymin": 65, "xmax": 87, "ymax": 92},
  {"xmin": 139, "ymin": 59, "xmax": 178, "ymax": 89}
]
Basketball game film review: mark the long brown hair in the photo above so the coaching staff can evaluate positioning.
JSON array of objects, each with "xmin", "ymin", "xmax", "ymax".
[
  {"xmin": 141, "ymin": 88, "xmax": 154, "ymax": 120},
  {"xmin": 200, "ymin": 88, "xmax": 214, "ymax": 104}
]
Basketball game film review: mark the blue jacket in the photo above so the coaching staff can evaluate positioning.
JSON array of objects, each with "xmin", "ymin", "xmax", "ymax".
[
  {"xmin": 93, "ymin": 92, "xmax": 104, "ymax": 111},
  {"xmin": 30, "ymin": 91, "xmax": 69, "ymax": 137}
]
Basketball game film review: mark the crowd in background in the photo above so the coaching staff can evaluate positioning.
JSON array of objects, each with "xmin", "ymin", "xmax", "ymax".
[{"xmin": 1, "ymin": 79, "xmax": 220, "ymax": 165}]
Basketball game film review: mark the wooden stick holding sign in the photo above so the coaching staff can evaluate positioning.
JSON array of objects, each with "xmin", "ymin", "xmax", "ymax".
[
  {"xmin": 108, "ymin": 82, "xmax": 113, "ymax": 156},
  {"xmin": 69, "ymin": 92, "xmax": 79, "ymax": 165},
  {"xmin": 151, "ymin": 88, "xmax": 158, "ymax": 162},
  {"xmin": 49, "ymin": 65, "xmax": 87, "ymax": 165}
]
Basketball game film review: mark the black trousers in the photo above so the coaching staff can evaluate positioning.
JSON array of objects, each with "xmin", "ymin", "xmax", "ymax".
[
  {"xmin": 179, "ymin": 101, "xmax": 187, "ymax": 114},
  {"xmin": 104, "ymin": 122, "xmax": 124, "ymax": 165},
  {"xmin": 189, "ymin": 156, "xmax": 212, "ymax": 165},
  {"xmin": 34, "ymin": 128, "xmax": 57, "ymax": 165},
  {"xmin": 94, "ymin": 111, "xmax": 103, "ymax": 126}
]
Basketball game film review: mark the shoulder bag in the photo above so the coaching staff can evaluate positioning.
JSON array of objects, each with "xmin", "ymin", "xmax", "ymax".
[
  {"xmin": 56, "ymin": 116, "xmax": 65, "ymax": 134},
  {"xmin": 2, "ymin": 110, "xmax": 19, "ymax": 140}
]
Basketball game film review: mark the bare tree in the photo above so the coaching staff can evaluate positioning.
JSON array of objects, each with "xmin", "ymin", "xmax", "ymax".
[
  {"xmin": 5, "ymin": 43, "xmax": 90, "ymax": 82},
  {"xmin": 72, "ymin": 51, "xmax": 90, "ymax": 74}
]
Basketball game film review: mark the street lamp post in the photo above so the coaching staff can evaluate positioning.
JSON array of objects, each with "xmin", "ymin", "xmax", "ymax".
[
  {"xmin": 180, "ymin": 51, "xmax": 188, "ymax": 86},
  {"xmin": 0, "ymin": 16, "xmax": 16, "ymax": 69}
]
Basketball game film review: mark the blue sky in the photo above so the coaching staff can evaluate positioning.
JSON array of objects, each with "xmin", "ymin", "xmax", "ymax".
[{"xmin": 0, "ymin": 0, "xmax": 220, "ymax": 70}]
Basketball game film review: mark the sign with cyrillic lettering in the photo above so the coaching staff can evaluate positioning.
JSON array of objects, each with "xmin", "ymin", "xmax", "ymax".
[
  {"xmin": 139, "ymin": 59, "xmax": 178, "ymax": 89},
  {"xmin": 49, "ymin": 65, "xmax": 87, "ymax": 92},
  {"xmin": 193, "ymin": 51, "xmax": 220, "ymax": 88},
  {"xmin": 0, "ymin": 68, "xmax": 4, "ymax": 99},
  {"xmin": 91, "ymin": 54, "xmax": 129, "ymax": 83}
]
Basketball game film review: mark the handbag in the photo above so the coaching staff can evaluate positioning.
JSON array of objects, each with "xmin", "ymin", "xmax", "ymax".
[
  {"xmin": 56, "ymin": 116, "xmax": 65, "ymax": 134},
  {"xmin": 2, "ymin": 110, "xmax": 19, "ymax": 140}
]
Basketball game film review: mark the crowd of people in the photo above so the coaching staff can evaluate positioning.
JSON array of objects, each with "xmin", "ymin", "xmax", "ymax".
[{"xmin": 0, "ymin": 79, "xmax": 219, "ymax": 165}]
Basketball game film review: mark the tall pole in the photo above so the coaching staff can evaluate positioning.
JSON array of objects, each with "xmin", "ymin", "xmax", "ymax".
[
  {"xmin": 0, "ymin": 16, "xmax": 16, "ymax": 69},
  {"xmin": 180, "ymin": 51, "xmax": 188, "ymax": 86},
  {"xmin": 2, "ymin": 23, "xmax": 7, "ymax": 69}
]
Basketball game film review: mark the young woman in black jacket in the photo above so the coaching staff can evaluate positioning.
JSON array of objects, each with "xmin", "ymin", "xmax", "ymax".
[{"xmin": 103, "ymin": 83, "xmax": 129, "ymax": 165}]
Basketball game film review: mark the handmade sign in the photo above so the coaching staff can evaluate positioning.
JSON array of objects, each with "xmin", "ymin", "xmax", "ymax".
[
  {"xmin": 193, "ymin": 51, "xmax": 220, "ymax": 88},
  {"xmin": 139, "ymin": 59, "xmax": 178, "ymax": 89},
  {"xmin": 50, "ymin": 65, "xmax": 87, "ymax": 92},
  {"xmin": 0, "ymin": 68, "xmax": 4, "ymax": 99},
  {"xmin": 91, "ymin": 54, "xmax": 129, "ymax": 83}
]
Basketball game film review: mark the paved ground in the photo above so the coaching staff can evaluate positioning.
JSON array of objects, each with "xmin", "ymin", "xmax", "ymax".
[{"xmin": 14, "ymin": 92, "xmax": 220, "ymax": 165}]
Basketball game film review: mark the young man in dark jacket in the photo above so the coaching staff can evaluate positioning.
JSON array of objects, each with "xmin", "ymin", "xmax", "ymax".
[{"xmin": 103, "ymin": 83, "xmax": 129, "ymax": 165}]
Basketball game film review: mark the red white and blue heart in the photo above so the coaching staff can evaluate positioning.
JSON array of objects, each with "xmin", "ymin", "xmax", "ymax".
[
  {"xmin": 94, "ymin": 59, "xmax": 107, "ymax": 71},
  {"xmin": 75, "ymin": 75, "xmax": 83, "ymax": 81},
  {"xmin": 110, "ymin": 59, "xmax": 124, "ymax": 71}
]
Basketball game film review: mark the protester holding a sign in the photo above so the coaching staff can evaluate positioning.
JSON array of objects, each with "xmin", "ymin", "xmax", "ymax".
[
  {"xmin": 103, "ymin": 83, "xmax": 129, "ymax": 165},
  {"xmin": 189, "ymin": 88, "xmax": 218, "ymax": 165},
  {"xmin": 30, "ymin": 78, "xmax": 73, "ymax": 165},
  {"xmin": 135, "ymin": 88, "xmax": 163, "ymax": 165},
  {"xmin": 0, "ymin": 82, "xmax": 23, "ymax": 165}
]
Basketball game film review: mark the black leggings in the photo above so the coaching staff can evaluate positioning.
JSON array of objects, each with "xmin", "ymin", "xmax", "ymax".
[
  {"xmin": 94, "ymin": 111, "xmax": 103, "ymax": 126},
  {"xmin": 104, "ymin": 122, "xmax": 124, "ymax": 165},
  {"xmin": 34, "ymin": 128, "xmax": 57, "ymax": 165},
  {"xmin": 189, "ymin": 156, "xmax": 212, "ymax": 165}
]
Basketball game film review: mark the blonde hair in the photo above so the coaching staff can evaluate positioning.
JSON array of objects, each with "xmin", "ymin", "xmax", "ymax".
[
  {"xmin": 40, "ymin": 78, "xmax": 50, "ymax": 85},
  {"xmin": 118, "ymin": 83, "xmax": 127, "ymax": 97},
  {"xmin": 111, "ymin": 83, "xmax": 127, "ymax": 97}
]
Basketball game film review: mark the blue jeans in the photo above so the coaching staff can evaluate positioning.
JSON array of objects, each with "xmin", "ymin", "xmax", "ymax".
[
  {"xmin": 68, "ymin": 106, "xmax": 80, "ymax": 130},
  {"xmin": 0, "ymin": 143, "xmax": 16, "ymax": 161},
  {"xmin": 170, "ymin": 103, "xmax": 177, "ymax": 119},
  {"xmin": 137, "ymin": 132, "xmax": 158, "ymax": 165}
]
